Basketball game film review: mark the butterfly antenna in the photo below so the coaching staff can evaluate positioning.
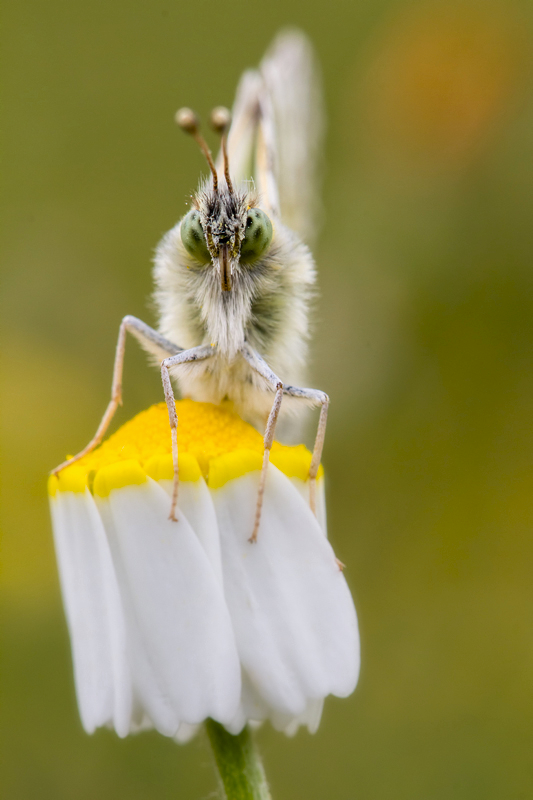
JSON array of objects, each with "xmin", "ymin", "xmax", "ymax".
[
  {"xmin": 175, "ymin": 108, "xmax": 218, "ymax": 193},
  {"xmin": 210, "ymin": 106, "xmax": 234, "ymax": 195}
]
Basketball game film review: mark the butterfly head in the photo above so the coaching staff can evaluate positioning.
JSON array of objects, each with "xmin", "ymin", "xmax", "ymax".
[{"xmin": 176, "ymin": 107, "xmax": 273, "ymax": 291}]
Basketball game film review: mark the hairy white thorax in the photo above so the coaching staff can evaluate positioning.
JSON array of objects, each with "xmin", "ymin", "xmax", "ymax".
[
  {"xmin": 151, "ymin": 30, "xmax": 323, "ymax": 432},
  {"xmin": 153, "ymin": 190, "xmax": 316, "ymax": 428}
]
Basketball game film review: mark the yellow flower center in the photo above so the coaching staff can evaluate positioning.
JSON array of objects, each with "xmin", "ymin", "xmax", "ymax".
[{"xmin": 48, "ymin": 399, "xmax": 323, "ymax": 496}]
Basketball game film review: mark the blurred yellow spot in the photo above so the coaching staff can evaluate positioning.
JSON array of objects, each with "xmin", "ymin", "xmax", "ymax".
[
  {"xmin": 361, "ymin": 2, "xmax": 521, "ymax": 161},
  {"xmin": 51, "ymin": 399, "xmax": 321, "ymax": 494}
]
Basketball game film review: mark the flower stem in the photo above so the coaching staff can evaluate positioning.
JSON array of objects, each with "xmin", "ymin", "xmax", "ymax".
[{"xmin": 205, "ymin": 719, "xmax": 272, "ymax": 800}]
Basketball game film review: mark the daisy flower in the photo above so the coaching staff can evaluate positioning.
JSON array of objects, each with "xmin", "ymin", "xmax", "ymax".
[{"xmin": 49, "ymin": 400, "xmax": 359, "ymax": 740}]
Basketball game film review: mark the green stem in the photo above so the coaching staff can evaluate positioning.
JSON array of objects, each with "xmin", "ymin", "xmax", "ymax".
[{"xmin": 205, "ymin": 719, "xmax": 272, "ymax": 800}]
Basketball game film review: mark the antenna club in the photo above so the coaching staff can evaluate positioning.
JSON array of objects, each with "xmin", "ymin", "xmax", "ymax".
[
  {"xmin": 175, "ymin": 107, "xmax": 199, "ymax": 134},
  {"xmin": 210, "ymin": 106, "xmax": 232, "ymax": 134},
  {"xmin": 175, "ymin": 107, "xmax": 219, "ymax": 193}
]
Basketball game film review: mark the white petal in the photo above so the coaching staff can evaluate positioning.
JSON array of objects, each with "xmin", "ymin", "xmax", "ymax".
[
  {"xmin": 127, "ymin": 712, "xmax": 154, "ymax": 734},
  {"xmin": 270, "ymin": 698, "xmax": 324, "ymax": 736},
  {"xmin": 212, "ymin": 466, "xmax": 360, "ymax": 717},
  {"xmin": 223, "ymin": 673, "xmax": 270, "ymax": 735},
  {"xmin": 289, "ymin": 476, "xmax": 327, "ymax": 536},
  {"xmin": 95, "ymin": 477, "xmax": 241, "ymax": 733},
  {"xmin": 174, "ymin": 723, "xmax": 201, "ymax": 744},
  {"xmin": 224, "ymin": 674, "xmax": 324, "ymax": 737},
  {"xmin": 158, "ymin": 477, "xmax": 223, "ymax": 583},
  {"xmin": 50, "ymin": 490, "xmax": 131, "ymax": 736}
]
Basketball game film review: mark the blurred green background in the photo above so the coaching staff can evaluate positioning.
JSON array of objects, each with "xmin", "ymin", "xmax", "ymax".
[{"xmin": 2, "ymin": 0, "xmax": 533, "ymax": 797}]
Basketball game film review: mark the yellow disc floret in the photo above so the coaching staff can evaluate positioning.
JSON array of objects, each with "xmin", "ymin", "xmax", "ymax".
[{"xmin": 48, "ymin": 399, "xmax": 323, "ymax": 495}]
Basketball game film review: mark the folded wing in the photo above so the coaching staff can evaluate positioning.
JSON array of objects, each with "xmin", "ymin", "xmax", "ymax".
[{"xmin": 219, "ymin": 29, "xmax": 324, "ymax": 245}]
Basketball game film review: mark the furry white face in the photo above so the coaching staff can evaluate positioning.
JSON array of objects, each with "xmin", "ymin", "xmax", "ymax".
[{"xmin": 180, "ymin": 184, "xmax": 273, "ymax": 292}]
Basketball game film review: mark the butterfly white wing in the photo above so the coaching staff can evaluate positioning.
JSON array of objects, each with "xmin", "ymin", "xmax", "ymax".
[
  {"xmin": 219, "ymin": 29, "xmax": 324, "ymax": 245},
  {"xmin": 220, "ymin": 70, "xmax": 262, "ymax": 188},
  {"xmin": 260, "ymin": 30, "xmax": 324, "ymax": 244}
]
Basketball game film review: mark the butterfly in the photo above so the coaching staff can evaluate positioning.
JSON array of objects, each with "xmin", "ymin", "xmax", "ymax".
[{"xmin": 54, "ymin": 29, "xmax": 328, "ymax": 542}]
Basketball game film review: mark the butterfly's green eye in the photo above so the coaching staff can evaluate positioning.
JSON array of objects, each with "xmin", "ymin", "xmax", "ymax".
[
  {"xmin": 240, "ymin": 209, "xmax": 273, "ymax": 264},
  {"xmin": 180, "ymin": 209, "xmax": 211, "ymax": 264}
]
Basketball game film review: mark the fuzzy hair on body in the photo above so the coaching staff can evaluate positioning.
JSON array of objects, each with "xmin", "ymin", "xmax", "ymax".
[
  {"xmin": 52, "ymin": 30, "xmax": 327, "ymax": 489},
  {"xmin": 153, "ymin": 182, "xmax": 316, "ymax": 430}
]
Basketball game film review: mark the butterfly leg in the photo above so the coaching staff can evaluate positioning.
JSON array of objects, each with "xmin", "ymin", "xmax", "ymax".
[
  {"xmin": 282, "ymin": 384, "xmax": 329, "ymax": 515},
  {"xmin": 241, "ymin": 346, "xmax": 285, "ymax": 542},
  {"xmin": 160, "ymin": 345, "xmax": 216, "ymax": 521},
  {"xmin": 275, "ymin": 382, "xmax": 340, "ymax": 568},
  {"xmin": 52, "ymin": 316, "xmax": 182, "ymax": 475}
]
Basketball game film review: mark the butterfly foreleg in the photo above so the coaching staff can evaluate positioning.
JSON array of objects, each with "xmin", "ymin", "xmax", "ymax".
[
  {"xmin": 52, "ymin": 315, "xmax": 182, "ymax": 475},
  {"xmin": 160, "ymin": 345, "xmax": 216, "ymax": 521}
]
